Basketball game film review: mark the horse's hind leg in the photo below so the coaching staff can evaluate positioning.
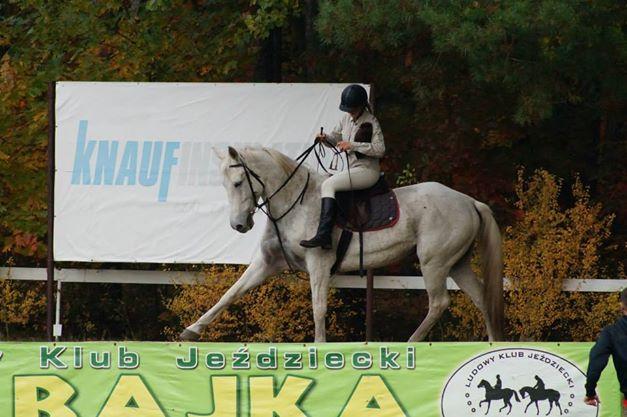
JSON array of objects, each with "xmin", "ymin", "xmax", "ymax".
[
  {"xmin": 555, "ymin": 400, "xmax": 562, "ymax": 415},
  {"xmin": 408, "ymin": 261, "xmax": 450, "ymax": 342},
  {"xmin": 499, "ymin": 398, "xmax": 512, "ymax": 413},
  {"xmin": 450, "ymin": 252, "xmax": 496, "ymax": 341},
  {"xmin": 546, "ymin": 401, "xmax": 553, "ymax": 416}
]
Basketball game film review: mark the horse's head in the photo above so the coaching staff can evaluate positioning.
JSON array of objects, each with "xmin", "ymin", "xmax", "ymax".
[
  {"xmin": 477, "ymin": 380, "xmax": 490, "ymax": 389},
  {"xmin": 519, "ymin": 386, "xmax": 530, "ymax": 398},
  {"xmin": 213, "ymin": 146, "xmax": 261, "ymax": 233}
]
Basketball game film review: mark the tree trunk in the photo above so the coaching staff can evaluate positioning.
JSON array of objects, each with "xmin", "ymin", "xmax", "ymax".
[
  {"xmin": 255, "ymin": 28, "xmax": 282, "ymax": 82},
  {"xmin": 270, "ymin": 28, "xmax": 282, "ymax": 82},
  {"xmin": 303, "ymin": 0, "xmax": 318, "ymax": 78}
]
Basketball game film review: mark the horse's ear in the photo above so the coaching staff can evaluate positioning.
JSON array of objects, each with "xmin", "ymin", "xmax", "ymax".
[
  {"xmin": 212, "ymin": 146, "xmax": 226, "ymax": 160},
  {"xmin": 228, "ymin": 146, "xmax": 239, "ymax": 160}
]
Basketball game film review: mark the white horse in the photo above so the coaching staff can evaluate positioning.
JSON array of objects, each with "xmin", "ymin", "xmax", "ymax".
[{"xmin": 180, "ymin": 145, "xmax": 504, "ymax": 342}]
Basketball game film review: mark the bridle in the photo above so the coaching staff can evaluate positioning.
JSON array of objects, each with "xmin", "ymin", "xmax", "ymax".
[{"xmin": 228, "ymin": 141, "xmax": 344, "ymax": 273}]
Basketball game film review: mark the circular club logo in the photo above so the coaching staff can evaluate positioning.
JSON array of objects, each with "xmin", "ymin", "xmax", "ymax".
[{"xmin": 441, "ymin": 348, "xmax": 597, "ymax": 417}]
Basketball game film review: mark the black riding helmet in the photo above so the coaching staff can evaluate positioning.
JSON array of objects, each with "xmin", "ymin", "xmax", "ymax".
[{"xmin": 339, "ymin": 84, "xmax": 368, "ymax": 112}]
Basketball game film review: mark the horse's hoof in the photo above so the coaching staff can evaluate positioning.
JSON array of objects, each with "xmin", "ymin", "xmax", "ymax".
[{"xmin": 179, "ymin": 328, "xmax": 200, "ymax": 341}]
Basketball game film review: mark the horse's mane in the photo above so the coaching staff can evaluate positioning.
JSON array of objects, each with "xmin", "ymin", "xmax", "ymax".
[
  {"xmin": 241, "ymin": 146, "xmax": 298, "ymax": 176},
  {"xmin": 264, "ymin": 147, "xmax": 298, "ymax": 175}
]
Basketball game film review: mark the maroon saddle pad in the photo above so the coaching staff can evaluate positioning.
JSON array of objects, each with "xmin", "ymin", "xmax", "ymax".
[{"xmin": 334, "ymin": 175, "xmax": 399, "ymax": 232}]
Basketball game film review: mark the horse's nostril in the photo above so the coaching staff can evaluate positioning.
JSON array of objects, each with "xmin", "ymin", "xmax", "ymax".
[{"xmin": 236, "ymin": 224, "xmax": 244, "ymax": 232}]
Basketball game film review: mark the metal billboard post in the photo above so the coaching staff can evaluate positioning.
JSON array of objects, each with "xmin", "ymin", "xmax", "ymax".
[
  {"xmin": 366, "ymin": 269, "xmax": 374, "ymax": 341},
  {"xmin": 365, "ymin": 84, "xmax": 375, "ymax": 342},
  {"xmin": 46, "ymin": 82, "xmax": 56, "ymax": 341}
]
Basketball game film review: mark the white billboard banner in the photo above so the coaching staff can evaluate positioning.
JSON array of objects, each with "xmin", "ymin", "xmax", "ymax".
[{"xmin": 54, "ymin": 82, "xmax": 368, "ymax": 263}]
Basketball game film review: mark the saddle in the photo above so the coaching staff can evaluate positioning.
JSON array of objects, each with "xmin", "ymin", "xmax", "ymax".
[{"xmin": 331, "ymin": 174, "xmax": 400, "ymax": 274}]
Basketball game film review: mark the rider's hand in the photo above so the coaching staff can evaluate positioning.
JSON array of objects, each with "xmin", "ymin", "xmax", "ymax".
[
  {"xmin": 315, "ymin": 133, "xmax": 327, "ymax": 143},
  {"xmin": 337, "ymin": 141, "xmax": 352, "ymax": 151},
  {"xmin": 584, "ymin": 395, "xmax": 599, "ymax": 406}
]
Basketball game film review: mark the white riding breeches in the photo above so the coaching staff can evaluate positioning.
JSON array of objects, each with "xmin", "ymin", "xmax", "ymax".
[{"xmin": 321, "ymin": 167, "xmax": 381, "ymax": 198}]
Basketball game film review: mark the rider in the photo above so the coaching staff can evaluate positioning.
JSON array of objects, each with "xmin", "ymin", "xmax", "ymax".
[
  {"xmin": 533, "ymin": 375, "xmax": 546, "ymax": 391},
  {"xmin": 300, "ymin": 84, "xmax": 385, "ymax": 249}
]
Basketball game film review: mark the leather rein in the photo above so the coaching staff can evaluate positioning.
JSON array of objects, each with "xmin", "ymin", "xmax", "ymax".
[{"xmin": 228, "ymin": 141, "xmax": 345, "ymax": 273}]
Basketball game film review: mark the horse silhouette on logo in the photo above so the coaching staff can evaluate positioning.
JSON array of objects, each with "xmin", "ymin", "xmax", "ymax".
[
  {"xmin": 477, "ymin": 375, "xmax": 520, "ymax": 415},
  {"xmin": 519, "ymin": 376, "xmax": 563, "ymax": 416}
]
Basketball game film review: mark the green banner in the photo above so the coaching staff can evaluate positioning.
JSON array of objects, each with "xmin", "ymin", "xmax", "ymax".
[{"xmin": 0, "ymin": 342, "xmax": 620, "ymax": 416}]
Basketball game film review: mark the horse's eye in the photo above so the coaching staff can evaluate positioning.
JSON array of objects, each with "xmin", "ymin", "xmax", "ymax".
[{"xmin": 234, "ymin": 181, "xmax": 243, "ymax": 188}]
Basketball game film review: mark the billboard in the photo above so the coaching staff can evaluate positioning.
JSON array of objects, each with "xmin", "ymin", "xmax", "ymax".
[
  {"xmin": 1, "ymin": 342, "xmax": 620, "ymax": 416},
  {"xmin": 54, "ymin": 82, "xmax": 361, "ymax": 263}
]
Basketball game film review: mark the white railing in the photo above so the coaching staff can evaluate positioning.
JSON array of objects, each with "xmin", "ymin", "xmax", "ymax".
[{"xmin": 1, "ymin": 267, "xmax": 625, "ymax": 292}]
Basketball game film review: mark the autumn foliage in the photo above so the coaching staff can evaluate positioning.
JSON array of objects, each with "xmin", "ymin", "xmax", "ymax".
[
  {"xmin": 163, "ymin": 265, "xmax": 358, "ymax": 342},
  {"xmin": 0, "ymin": 279, "xmax": 46, "ymax": 339},
  {"xmin": 446, "ymin": 169, "xmax": 623, "ymax": 342}
]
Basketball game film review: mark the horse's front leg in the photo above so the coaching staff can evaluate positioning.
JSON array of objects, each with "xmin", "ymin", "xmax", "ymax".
[
  {"xmin": 483, "ymin": 400, "xmax": 491, "ymax": 415},
  {"xmin": 180, "ymin": 250, "xmax": 282, "ymax": 340},
  {"xmin": 307, "ymin": 255, "xmax": 332, "ymax": 342},
  {"xmin": 524, "ymin": 401, "xmax": 533, "ymax": 413}
]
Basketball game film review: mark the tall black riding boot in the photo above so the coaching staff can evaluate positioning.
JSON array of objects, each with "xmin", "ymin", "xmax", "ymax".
[{"xmin": 300, "ymin": 197, "xmax": 336, "ymax": 249}]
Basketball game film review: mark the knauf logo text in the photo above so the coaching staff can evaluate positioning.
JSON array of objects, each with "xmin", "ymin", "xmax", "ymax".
[
  {"xmin": 71, "ymin": 120, "xmax": 183, "ymax": 202},
  {"xmin": 70, "ymin": 120, "xmax": 309, "ymax": 202}
]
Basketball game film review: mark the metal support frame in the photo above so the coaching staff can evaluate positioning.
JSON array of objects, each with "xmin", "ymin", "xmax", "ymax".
[
  {"xmin": 54, "ymin": 281, "xmax": 62, "ymax": 340},
  {"xmin": 366, "ymin": 269, "xmax": 374, "ymax": 341},
  {"xmin": 365, "ymin": 84, "xmax": 376, "ymax": 341},
  {"xmin": 46, "ymin": 82, "xmax": 56, "ymax": 341}
]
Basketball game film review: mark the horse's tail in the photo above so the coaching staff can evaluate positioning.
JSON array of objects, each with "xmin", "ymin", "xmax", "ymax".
[{"xmin": 474, "ymin": 200, "xmax": 504, "ymax": 340}]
